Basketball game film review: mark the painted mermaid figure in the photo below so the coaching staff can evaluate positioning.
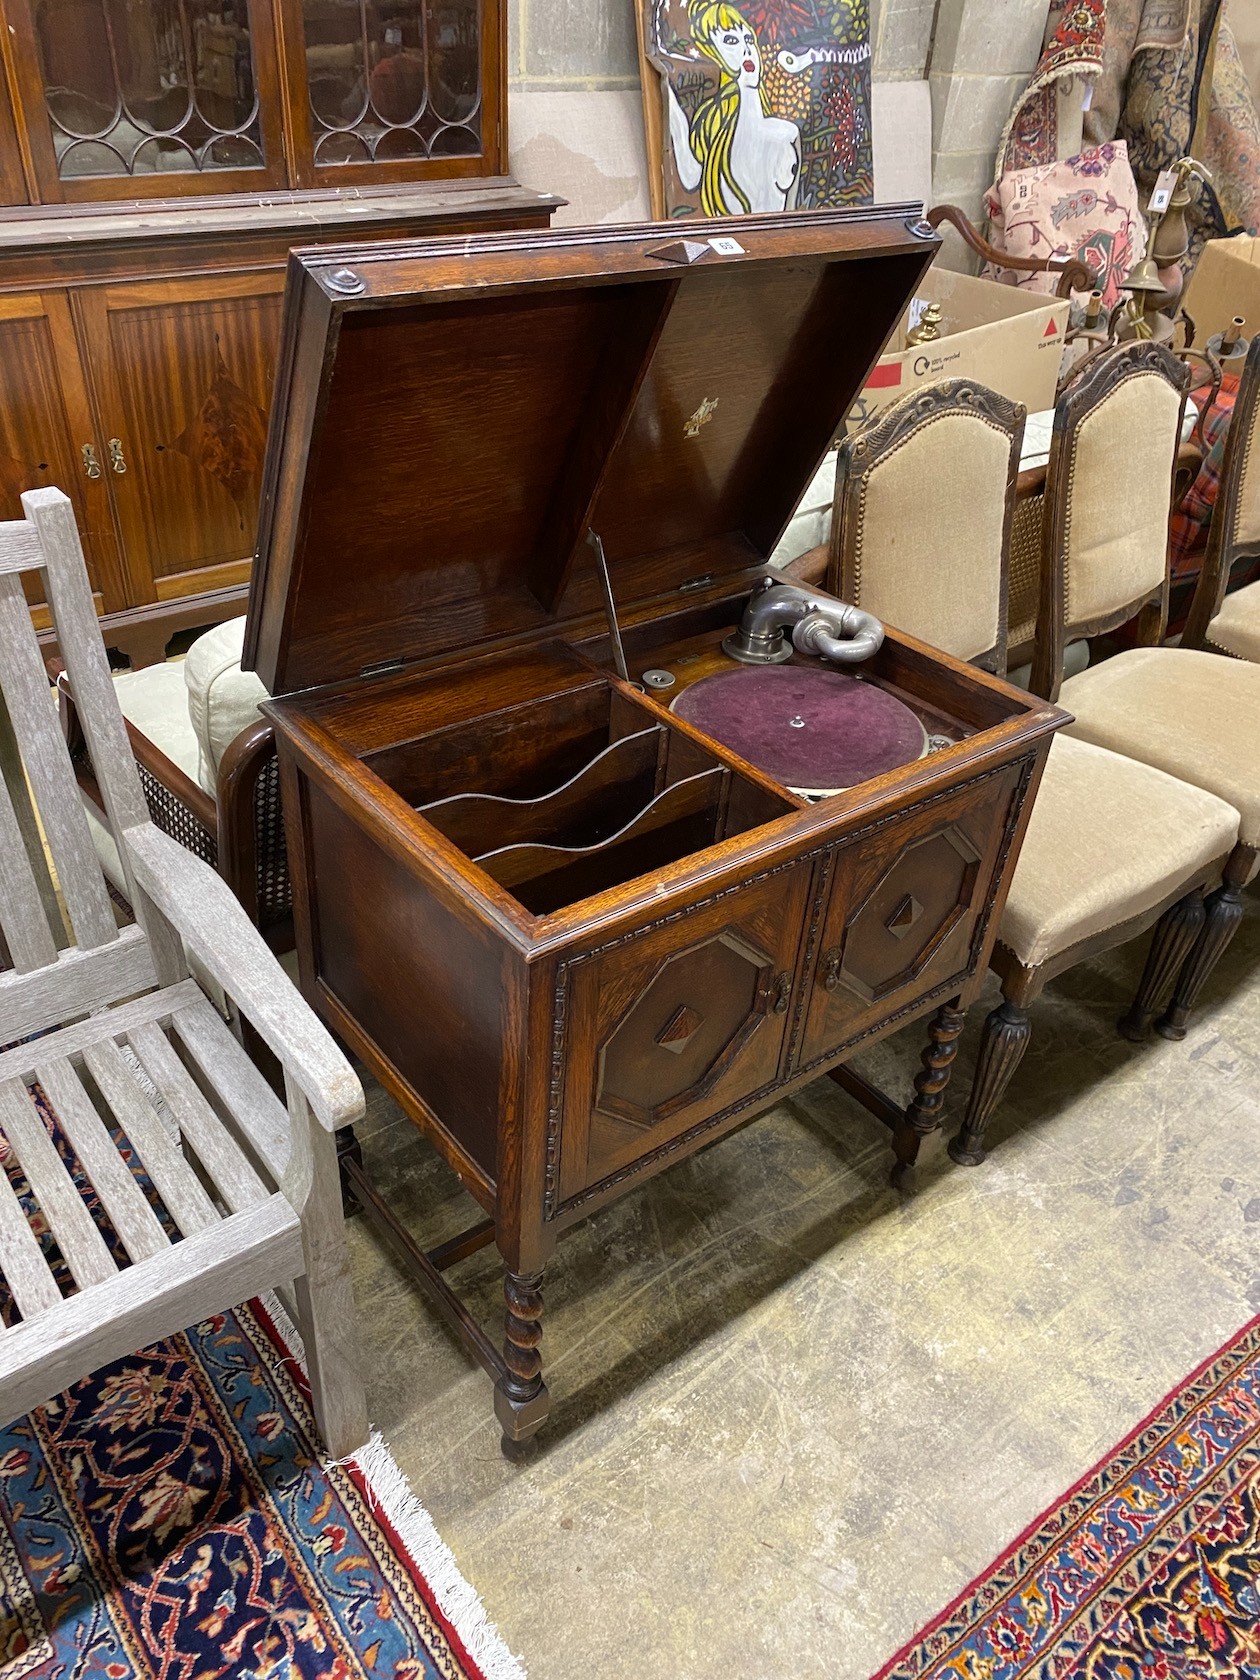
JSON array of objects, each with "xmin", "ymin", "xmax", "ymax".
[{"xmin": 667, "ymin": 0, "xmax": 801, "ymax": 215}]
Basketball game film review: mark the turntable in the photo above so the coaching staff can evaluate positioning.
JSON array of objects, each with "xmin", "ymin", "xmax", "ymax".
[{"xmin": 672, "ymin": 665, "xmax": 929, "ymax": 799}]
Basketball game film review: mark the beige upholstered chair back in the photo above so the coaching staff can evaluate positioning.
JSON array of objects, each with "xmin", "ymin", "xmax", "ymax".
[
  {"xmin": 1029, "ymin": 342, "xmax": 1189, "ymax": 701},
  {"xmin": 1056, "ymin": 345, "xmax": 1187, "ymax": 634},
  {"xmin": 829, "ymin": 380, "xmax": 1025, "ymax": 673},
  {"xmin": 1184, "ymin": 332, "xmax": 1260, "ymax": 650},
  {"xmin": 1231, "ymin": 378, "xmax": 1260, "ymax": 553}
]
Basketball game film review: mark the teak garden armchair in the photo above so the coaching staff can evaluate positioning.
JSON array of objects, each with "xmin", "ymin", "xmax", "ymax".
[
  {"xmin": 1182, "ymin": 331, "xmax": 1260, "ymax": 662},
  {"xmin": 0, "ymin": 488, "xmax": 367, "ymax": 1457},
  {"xmin": 1034, "ymin": 342, "xmax": 1260, "ymax": 1041}
]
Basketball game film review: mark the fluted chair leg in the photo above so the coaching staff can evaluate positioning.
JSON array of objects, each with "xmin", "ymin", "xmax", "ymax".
[
  {"xmin": 1117, "ymin": 889, "xmax": 1206, "ymax": 1042},
  {"xmin": 1156, "ymin": 850, "xmax": 1251, "ymax": 1040},
  {"xmin": 948, "ymin": 998, "xmax": 1031, "ymax": 1167}
]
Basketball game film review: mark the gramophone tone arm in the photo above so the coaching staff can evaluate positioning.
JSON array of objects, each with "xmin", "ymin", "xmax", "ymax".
[{"xmin": 723, "ymin": 581, "xmax": 884, "ymax": 666}]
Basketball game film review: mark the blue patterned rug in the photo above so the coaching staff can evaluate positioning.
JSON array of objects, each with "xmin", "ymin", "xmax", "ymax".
[{"xmin": 0, "ymin": 1082, "xmax": 521, "ymax": 1680}]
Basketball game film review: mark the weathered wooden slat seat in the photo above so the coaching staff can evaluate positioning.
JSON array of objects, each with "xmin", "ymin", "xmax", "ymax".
[{"xmin": 0, "ymin": 487, "xmax": 367, "ymax": 1457}]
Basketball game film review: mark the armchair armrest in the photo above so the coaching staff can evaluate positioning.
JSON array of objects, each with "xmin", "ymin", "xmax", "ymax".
[
  {"xmin": 123, "ymin": 820, "xmax": 363, "ymax": 1132},
  {"xmin": 926, "ymin": 204, "xmax": 1097, "ymax": 300}
]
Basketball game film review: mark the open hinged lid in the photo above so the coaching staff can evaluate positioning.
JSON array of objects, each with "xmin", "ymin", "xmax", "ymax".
[{"xmin": 244, "ymin": 209, "xmax": 940, "ymax": 697}]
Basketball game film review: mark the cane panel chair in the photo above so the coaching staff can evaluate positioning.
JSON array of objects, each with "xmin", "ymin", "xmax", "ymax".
[
  {"xmin": 1182, "ymin": 331, "xmax": 1260, "ymax": 662},
  {"xmin": 1030, "ymin": 343, "xmax": 1260, "ymax": 1043},
  {"xmin": 0, "ymin": 488, "xmax": 367, "ymax": 1456}
]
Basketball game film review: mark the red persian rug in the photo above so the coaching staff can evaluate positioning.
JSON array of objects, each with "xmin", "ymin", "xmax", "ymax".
[{"xmin": 876, "ymin": 1314, "xmax": 1260, "ymax": 1679}]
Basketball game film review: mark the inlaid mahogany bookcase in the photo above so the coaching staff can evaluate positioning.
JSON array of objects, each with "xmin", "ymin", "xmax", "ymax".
[
  {"xmin": 0, "ymin": 0, "xmax": 556, "ymax": 665},
  {"xmin": 245, "ymin": 209, "xmax": 1069, "ymax": 1453}
]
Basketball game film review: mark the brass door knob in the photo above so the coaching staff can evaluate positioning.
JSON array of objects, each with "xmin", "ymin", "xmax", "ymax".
[
  {"xmin": 81, "ymin": 443, "xmax": 101, "ymax": 480},
  {"xmin": 108, "ymin": 438, "xmax": 126, "ymax": 474}
]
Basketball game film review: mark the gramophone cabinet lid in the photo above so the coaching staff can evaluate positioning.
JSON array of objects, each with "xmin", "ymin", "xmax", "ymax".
[{"xmin": 243, "ymin": 209, "xmax": 939, "ymax": 698}]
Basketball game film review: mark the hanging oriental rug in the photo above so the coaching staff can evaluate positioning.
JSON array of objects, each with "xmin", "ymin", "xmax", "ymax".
[
  {"xmin": 0, "ymin": 1082, "xmax": 524, "ymax": 1680},
  {"xmin": 874, "ymin": 1313, "xmax": 1260, "ymax": 1679}
]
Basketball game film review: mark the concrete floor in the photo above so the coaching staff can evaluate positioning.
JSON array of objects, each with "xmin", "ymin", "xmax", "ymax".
[{"xmin": 345, "ymin": 893, "xmax": 1260, "ymax": 1680}]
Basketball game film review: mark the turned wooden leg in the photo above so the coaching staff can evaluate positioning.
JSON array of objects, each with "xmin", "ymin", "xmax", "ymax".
[
  {"xmin": 335, "ymin": 1124, "xmax": 363, "ymax": 1217},
  {"xmin": 891, "ymin": 1000, "xmax": 965, "ymax": 1190},
  {"xmin": 495, "ymin": 1268, "xmax": 551, "ymax": 1460},
  {"xmin": 1118, "ymin": 890, "xmax": 1206, "ymax": 1042},
  {"xmin": 948, "ymin": 1000, "xmax": 1031, "ymax": 1166},
  {"xmin": 1156, "ymin": 857, "xmax": 1249, "ymax": 1041}
]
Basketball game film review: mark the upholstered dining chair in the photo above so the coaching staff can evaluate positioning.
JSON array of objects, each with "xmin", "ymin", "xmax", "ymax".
[
  {"xmin": 1024, "ymin": 341, "xmax": 1260, "ymax": 1044},
  {"xmin": 826, "ymin": 378, "xmax": 1025, "ymax": 671},
  {"xmin": 782, "ymin": 379, "xmax": 1025, "ymax": 672},
  {"xmin": 947, "ymin": 353, "xmax": 1248, "ymax": 1166},
  {"xmin": 1181, "ymin": 331, "xmax": 1260, "ymax": 662},
  {"xmin": 0, "ymin": 487, "xmax": 367, "ymax": 1456},
  {"xmin": 780, "ymin": 375, "xmax": 1242, "ymax": 1172}
]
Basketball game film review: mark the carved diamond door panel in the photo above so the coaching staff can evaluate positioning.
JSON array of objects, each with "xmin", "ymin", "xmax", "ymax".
[
  {"xmin": 74, "ymin": 273, "xmax": 284, "ymax": 608},
  {"xmin": 796, "ymin": 767, "xmax": 1023, "ymax": 1073},
  {"xmin": 552, "ymin": 859, "xmax": 812, "ymax": 1216}
]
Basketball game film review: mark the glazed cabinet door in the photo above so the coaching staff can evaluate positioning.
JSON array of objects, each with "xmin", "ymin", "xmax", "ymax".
[
  {"xmin": 0, "ymin": 292, "xmax": 125, "ymax": 627},
  {"xmin": 74, "ymin": 272, "xmax": 285, "ymax": 611},
  {"xmin": 2, "ymin": 0, "xmax": 289, "ymax": 203},
  {"xmin": 794, "ymin": 765, "xmax": 1025, "ymax": 1075},
  {"xmin": 551, "ymin": 859, "xmax": 813, "ymax": 1218}
]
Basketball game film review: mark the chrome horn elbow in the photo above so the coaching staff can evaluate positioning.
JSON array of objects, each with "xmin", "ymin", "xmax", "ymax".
[
  {"xmin": 792, "ymin": 604, "xmax": 884, "ymax": 664},
  {"xmin": 722, "ymin": 582, "xmax": 884, "ymax": 667}
]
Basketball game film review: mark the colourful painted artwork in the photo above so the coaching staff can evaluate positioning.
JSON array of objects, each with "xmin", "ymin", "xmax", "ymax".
[{"xmin": 640, "ymin": 0, "xmax": 872, "ymax": 218}]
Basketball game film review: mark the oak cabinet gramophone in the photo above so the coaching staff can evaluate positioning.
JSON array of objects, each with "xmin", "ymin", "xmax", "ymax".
[{"xmin": 245, "ymin": 210, "xmax": 1066, "ymax": 1453}]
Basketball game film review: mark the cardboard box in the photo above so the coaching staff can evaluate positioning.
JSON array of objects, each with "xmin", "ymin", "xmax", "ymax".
[
  {"xmin": 847, "ymin": 266, "xmax": 1069, "ymax": 428},
  {"xmin": 1183, "ymin": 234, "xmax": 1260, "ymax": 349}
]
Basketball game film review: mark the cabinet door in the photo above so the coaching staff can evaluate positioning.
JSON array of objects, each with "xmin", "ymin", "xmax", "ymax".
[
  {"xmin": 553, "ymin": 860, "xmax": 812, "ymax": 1215},
  {"xmin": 74, "ymin": 273, "xmax": 285, "ymax": 609},
  {"xmin": 276, "ymin": 0, "xmax": 504, "ymax": 189},
  {"xmin": 795, "ymin": 767, "xmax": 1024, "ymax": 1074},
  {"xmin": 0, "ymin": 292, "xmax": 125, "ymax": 625},
  {"xmin": 3, "ymin": 0, "xmax": 289, "ymax": 203}
]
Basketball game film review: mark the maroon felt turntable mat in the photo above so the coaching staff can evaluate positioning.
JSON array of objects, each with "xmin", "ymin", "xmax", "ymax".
[{"xmin": 672, "ymin": 665, "xmax": 927, "ymax": 791}]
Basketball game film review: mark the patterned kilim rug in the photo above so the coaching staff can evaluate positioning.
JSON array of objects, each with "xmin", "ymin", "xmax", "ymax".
[
  {"xmin": 0, "ymin": 1082, "xmax": 524, "ymax": 1680},
  {"xmin": 875, "ymin": 1315, "xmax": 1260, "ymax": 1680}
]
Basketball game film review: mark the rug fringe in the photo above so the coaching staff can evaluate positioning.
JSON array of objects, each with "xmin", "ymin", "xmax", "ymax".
[{"xmin": 257, "ymin": 1292, "xmax": 527, "ymax": 1680}]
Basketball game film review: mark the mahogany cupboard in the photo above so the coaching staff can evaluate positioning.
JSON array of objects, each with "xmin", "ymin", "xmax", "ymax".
[
  {"xmin": 0, "ymin": 0, "xmax": 557, "ymax": 662},
  {"xmin": 247, "ymin": 212, "xmax": 1069, "ymax": 1452}
]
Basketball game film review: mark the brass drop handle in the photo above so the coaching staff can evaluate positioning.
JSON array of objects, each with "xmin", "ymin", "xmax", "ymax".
[
  {"xmin": 81, "ymin": 443, "xmax": 101, "ymax": 480},
  {"xmin": 772, "ymin": 971, "xmax": 791, "ymax": 1014},
  {"xmin": 108, "ymin": 438, "xmax": 126, "ymax": 474},
  {"xmin": 820, "ymin": 948, "xmax": 843, "ymax": 992}
]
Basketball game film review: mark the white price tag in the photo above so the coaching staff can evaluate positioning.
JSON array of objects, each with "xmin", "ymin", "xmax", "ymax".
[
  {"xmin": 1149, "ymin": 168, "xmax": 1179, "ymax": 216},
  {"xmin": 907, "ymin": 296, "xmax": 930, "ymax": 329},
  {"xmin": 708, "ymin": 236, "xmax": 745, "ymax": 256}
]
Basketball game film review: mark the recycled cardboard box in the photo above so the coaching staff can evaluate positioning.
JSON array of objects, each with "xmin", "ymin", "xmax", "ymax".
[
  {"xmin": 1183, "ymin": 234, "xmax": 1260, "ymax": 347},
  {"xmin": 773, "ymin": 268, "xmax": 1068, "ymax": 568},
  {"xmin": 846, "ymin": 265, "xmax": 1070, "ymax": 428}
]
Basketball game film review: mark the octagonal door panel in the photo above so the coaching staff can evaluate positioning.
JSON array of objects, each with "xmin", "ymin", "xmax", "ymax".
[
  {"xmin": 555, "ymin": 859, "xmax": 813, "ymax": 1208},
  {"xmin": 797, "ymin": 768, "xmax": 1021, "ymax": 1072}
]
